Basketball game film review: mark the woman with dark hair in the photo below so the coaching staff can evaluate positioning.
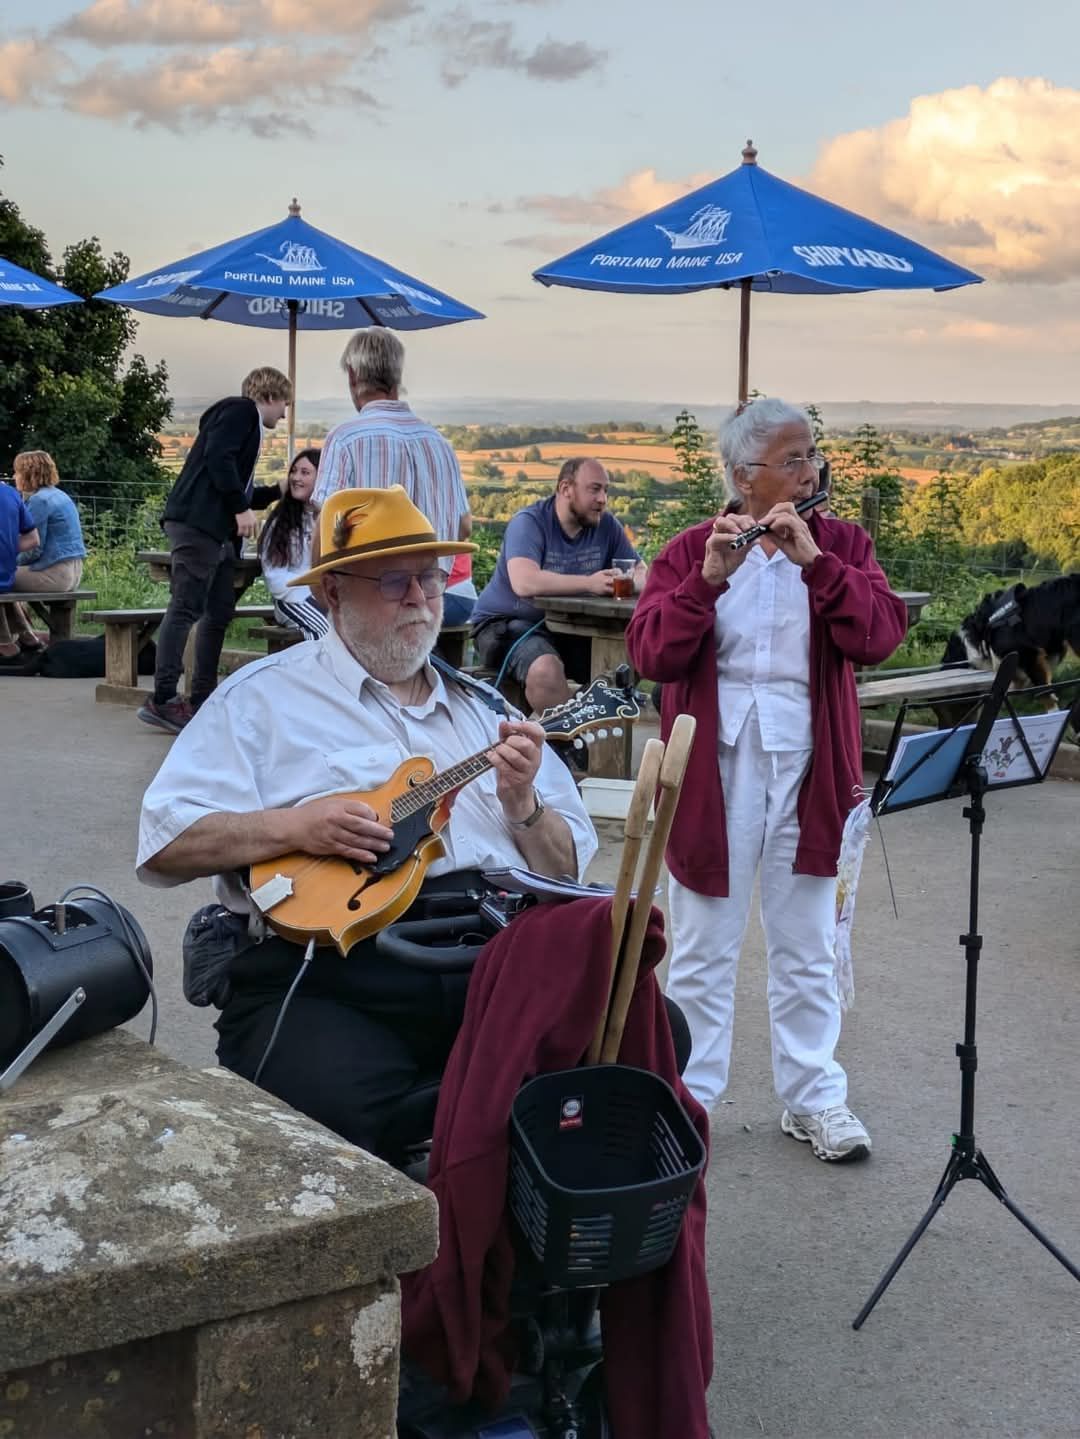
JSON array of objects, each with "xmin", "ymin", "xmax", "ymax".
[{"xmin": 259, "ymin": 448, "xmax": 328, "ymax": 640}]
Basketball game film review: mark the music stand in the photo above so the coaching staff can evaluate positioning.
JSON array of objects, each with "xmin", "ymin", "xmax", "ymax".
[{"xmin": 853, "ymin": 653, "xmax": 1080, "ymax": 1329}]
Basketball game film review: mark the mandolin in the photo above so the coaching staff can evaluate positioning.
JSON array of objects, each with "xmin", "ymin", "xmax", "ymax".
[{"xmin": 247, "ymin": 675, "xmax": 643, "ymax": 955}]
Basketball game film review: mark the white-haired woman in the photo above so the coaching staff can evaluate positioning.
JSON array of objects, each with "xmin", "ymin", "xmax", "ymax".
[{"xmin": 627, "ymin": 398, "xmax": 907, "ymax": 1163}]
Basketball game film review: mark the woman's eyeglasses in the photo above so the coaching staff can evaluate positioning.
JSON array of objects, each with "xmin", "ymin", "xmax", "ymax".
[
  {"xmin": 337, "ymin": 567, "xmax": 448, "ymax": 601},
  {"xmin": 744, "ymin": 453, "xmax": 828, "ymax": 475}
]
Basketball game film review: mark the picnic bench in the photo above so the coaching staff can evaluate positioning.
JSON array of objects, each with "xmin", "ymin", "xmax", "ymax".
[
  {"xmin": 0, "ymin": 588, "xmax": 96, "ymax": 642},
  {"xmin": 248, "ymin": 621, "xmax": 301, "ymax": 653},
  {"xmin": 86, "ymin": 604, "xmax": 277, "ymax": 705},
  {"xmin": 856, "ymin": 666, "xmax": 995, "ymax": 726}
]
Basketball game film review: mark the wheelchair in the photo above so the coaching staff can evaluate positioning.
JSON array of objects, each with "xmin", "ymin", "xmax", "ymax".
[{"xmin": 375, "ymin": 889, "xmax": 702, "ymax": 1439}]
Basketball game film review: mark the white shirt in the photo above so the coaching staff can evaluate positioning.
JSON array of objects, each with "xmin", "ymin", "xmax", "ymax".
[
  {"xmin": 258, "ymin": 506, "xmax": 316, "ymax": 604},
  {"xmin": 713, "ymin": 545, "xmax": 812, "ymax": 751},
  {"xmin": 137, "ymin": 624, "xmax": 597, "ymax": 915}
]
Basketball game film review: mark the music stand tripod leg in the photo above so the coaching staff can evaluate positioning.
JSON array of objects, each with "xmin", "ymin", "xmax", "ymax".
[
  {"xmin": 852, "ymin": 1149, "xmax": 964, "ymax": 1330},
  {"xmin": 971, "ymin": 1150, "xmax": 1080, "ymax": 1281}
]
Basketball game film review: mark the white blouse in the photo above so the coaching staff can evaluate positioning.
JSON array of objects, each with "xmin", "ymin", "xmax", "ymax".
[
  {"xmin": 713, "ymin": 545, "xmax": 813, "ymax": 752},
  {"xmin": 259, "ymin": 506, "xmax": 316, "ymax": 605}
]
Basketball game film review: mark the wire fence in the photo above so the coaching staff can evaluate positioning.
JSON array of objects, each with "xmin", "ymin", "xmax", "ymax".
[{"xmin": 13, "ymin": 475, "xmax": 1069, "ymax": 621}]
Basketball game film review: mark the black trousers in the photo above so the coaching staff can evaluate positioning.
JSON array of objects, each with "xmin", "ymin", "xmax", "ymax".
[
  {"xmin": 216, "ymin": 932, "xmax": 470, "ymax": 1159},
  {"xmin": 155, "ymin": 521, "xmax": 238, "ymax": 706}
]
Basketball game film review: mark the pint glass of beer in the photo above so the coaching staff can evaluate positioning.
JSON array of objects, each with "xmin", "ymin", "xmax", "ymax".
[{"xmin": 612, "ymin": 558, "xmax": 635, "ymax": 599}]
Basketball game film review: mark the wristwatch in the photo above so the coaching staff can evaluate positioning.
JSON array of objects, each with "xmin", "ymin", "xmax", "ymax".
[{"xmin": 508, "ymin": 790, "xmax": 546, "ymax": 830}]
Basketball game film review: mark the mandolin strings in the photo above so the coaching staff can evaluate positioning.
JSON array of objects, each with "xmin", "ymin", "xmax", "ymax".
[{"xmin": 390, "ymin": 749, "xmax": 496, "ymax": 821}]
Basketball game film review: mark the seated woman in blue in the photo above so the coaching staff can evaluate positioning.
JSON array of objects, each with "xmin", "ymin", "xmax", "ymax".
[
  {"xmin": 258, "ymin": 447, "xmax": 328, "ymax": 641},
  {"xmin": 8, "ymin": 450, "xmax": 87, "ymax": 651}
]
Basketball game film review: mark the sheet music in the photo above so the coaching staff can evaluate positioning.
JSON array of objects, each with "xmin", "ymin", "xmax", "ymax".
[
  {"xmin": 883, "ymin": 709, "xmax": 1070, "ymax": 803},
  {"xmin": 980, "ymin": 711, "xmax": 1067, "ymax": 782},
  {"xmin": 482, "ymin": 866, "xmax": 617, "ymax": 902}
]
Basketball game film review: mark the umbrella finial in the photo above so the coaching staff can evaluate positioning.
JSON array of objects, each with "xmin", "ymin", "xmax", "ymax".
[
  {"xmin": 288, "ymin": 197, "xmax": 301, "ymax": 216},
  {"xmin": 742, "ymin": 139, "xmax": 758, "ymax": 165}
]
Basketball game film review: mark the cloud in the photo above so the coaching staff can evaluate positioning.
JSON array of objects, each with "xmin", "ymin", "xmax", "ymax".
[
  {"xmin": 431, "ymin": 10, "xmax": 605, "ymax": 87},
  {"xmin": 514, "ymin": 166, "xmax": 713, "ymax": 226},
  {"xmin": 61, "ymin": 44, "xmax": 378, "ymax": 134},
  {"xmin": 59, "ymin": 0, "xmax": 415, "ymax": 46},
  {"xmin": 0, "ymin": 38, "xmax": 69, "ymax": 103},
  {"xmin": 808, "ymin": 77, "xmax": 1080, "ymax": 283},
  {"xmin": 502, "ymin": 233, "xmax": 561, "ymax": 250}
]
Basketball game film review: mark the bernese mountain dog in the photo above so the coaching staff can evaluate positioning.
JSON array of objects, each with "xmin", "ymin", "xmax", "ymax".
[{"xmin": 942, "ymin": 574, "xmax": 1080, "ymax": 689}]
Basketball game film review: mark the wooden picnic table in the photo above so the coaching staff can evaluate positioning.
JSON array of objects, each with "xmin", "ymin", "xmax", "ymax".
[
  {"xmin": 135, "ymin": 549, "xmax": 263, "ymax": 597},
  {"xmin": 533, "ymin": 589, "xmax": 934, "ymax": 780},
  {"xmin": 901, "ymin": 591, "xmax": 932, "ymax": 625},
  {"xmin": 138, "ymin": 549, "xmax": 471, "ymax": 672},
  {"xmin": 533, "ymin": 594, "xmax": 638, "ymax": 779}
]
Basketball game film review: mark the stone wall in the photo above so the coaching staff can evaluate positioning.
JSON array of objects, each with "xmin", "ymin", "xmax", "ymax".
[{"xmin": 0, "ymin": 1030, "xmax": 438, "ymax": 1438}]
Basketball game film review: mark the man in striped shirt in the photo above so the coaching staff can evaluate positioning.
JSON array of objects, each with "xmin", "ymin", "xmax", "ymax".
[{"xmin": 312, "ymin": 330, "xmax": 475, "ymax": 623}]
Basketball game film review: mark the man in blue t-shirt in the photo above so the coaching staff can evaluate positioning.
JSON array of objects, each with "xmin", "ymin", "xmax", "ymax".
[
  {"xmin": 0, "ymin": 482, "xmax": 41, "ymax": 660},
  {"xmin": 471, "ymin": 458, "xmax": 646, "ymax": 716}
]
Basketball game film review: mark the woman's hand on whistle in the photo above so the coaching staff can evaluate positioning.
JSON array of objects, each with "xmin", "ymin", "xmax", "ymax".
[
  {"xmin": 701, "ymin": 512, "xmax": 758, "ymax": 586},
  {"xmin": 757, "ymin": 502, "xmax": 822, "ymax": 569}
]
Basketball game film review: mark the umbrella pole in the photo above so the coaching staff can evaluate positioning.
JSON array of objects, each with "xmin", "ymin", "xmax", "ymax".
[
  {"xmin": 287, "ymin": 299, "xmax": 298, "ymax": 464},
  {"xmin": 737, "ymin": 278, "xmax": 752, "ymax": 405}
]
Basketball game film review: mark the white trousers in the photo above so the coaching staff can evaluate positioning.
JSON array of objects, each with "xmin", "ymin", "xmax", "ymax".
[{"xmin": 667, "ymin": 713, "xmax": 847, "ymax": 1113}]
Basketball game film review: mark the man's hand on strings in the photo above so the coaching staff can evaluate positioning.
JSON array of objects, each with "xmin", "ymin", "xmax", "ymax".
[
  {"xmin": 490, "ymin": 719, "xmax": 545, "ymax": 821},
  {"xmin": 288, "ymin": 796, "xmax": 394, "ymax": 865}
]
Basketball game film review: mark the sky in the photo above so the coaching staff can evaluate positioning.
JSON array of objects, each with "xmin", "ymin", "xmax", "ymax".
[{"xmin": 4, "ymin": 0, "xmax": 1080, "ymax": 415}]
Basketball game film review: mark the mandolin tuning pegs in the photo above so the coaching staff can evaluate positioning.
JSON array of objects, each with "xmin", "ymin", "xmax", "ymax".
[
  {"xmin": 597, "ymin": 729, "xmax": 608, "ymax": 739},
  {"xmin": 612, "ymin": 727, "xmax": 623, "ymax": 738},
  {"xmin": 585, "ymin": 733, "xmax": 596, "ymax": 744},
  {"xmin": 573, "ymin": 738, "xmax": 585, "ymax": 750}
]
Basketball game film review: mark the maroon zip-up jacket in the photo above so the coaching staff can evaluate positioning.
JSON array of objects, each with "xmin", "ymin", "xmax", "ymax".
[{"xmin": 626, "ymin": 511, "xmax": 908, "ymax": 897}]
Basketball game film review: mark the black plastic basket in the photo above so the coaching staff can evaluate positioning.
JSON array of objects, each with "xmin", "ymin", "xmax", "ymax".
[{"xmin": 508, "ymin": 1063, "xmax": 705, "ymax": 1289}]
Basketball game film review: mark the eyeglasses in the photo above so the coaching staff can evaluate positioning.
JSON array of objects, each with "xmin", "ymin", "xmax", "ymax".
[
  {"xmin": 744, "ymin": 453, "xmax": 827, "ymax": 475},
  {"xmin": 336, "ymin": 567, "xmax": 448, "ymax": 601}
]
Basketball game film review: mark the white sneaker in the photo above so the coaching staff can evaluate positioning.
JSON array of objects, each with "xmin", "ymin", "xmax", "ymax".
[{"xmin": 781, "ymin": 1105, "xmax": 872, "ymax": 1162}]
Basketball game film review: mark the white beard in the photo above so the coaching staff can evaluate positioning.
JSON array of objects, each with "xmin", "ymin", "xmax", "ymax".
[{"xmin": 338, "ymin": 604, "xmax": 441, "ymax": 682}]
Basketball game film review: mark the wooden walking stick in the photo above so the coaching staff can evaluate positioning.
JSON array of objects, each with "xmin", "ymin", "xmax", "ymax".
[
  {"xmin": 599, "ymin": 713, "xmax": 696, "ymax": 1065},
  {"xmin": 586, "ymin": 737, "xmax": 665, "ymax": 1066}
]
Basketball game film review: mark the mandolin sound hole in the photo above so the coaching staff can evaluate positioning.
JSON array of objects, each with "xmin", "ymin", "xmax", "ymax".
[{"xmin": 346, "ymin": 877, "xmax": 374, "ymax": 911}]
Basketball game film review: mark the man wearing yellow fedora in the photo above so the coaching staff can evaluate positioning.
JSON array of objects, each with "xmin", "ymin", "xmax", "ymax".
[{"xmin": 136, "ymin": 486, "xmax": 597, "ymax": 1158}]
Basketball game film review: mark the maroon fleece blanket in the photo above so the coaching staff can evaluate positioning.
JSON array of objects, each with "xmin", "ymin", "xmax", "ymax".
[{"xmin": 401, "ymin": 896, "xmax": 713, "ymax": 1439}]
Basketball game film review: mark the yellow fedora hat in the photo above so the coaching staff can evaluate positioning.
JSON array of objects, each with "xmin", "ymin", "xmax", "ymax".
[{"xmin": 290, "ymin": 486, "xmax": 475, "ymax": 587}]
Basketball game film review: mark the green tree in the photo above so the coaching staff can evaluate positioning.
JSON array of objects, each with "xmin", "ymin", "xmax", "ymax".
[
  {"xmin": 960, "ymin": 454, "xmax": 1080, "ymax": 570},
  {"xmin": 0, "ymin": 167, "xmax": 171, "ymax": 515},
  {"xmin": 827, "ymin": 421, "xmax": 906, "ymax": 556},
  {"xmin": 648, "ymin": 410, "xmax": 721, "ymax": 553}
]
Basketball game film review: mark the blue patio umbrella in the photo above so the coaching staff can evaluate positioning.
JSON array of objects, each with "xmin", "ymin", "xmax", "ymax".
[
  {"xmin": 534, "ymin": 142, "xmax": 983, "ymax": 402},
  {"xmin": 95, "ymin": 199, "xmax": 483, "ymax": 451},
  {"xmin": 0, "ymin": 256, "xmax": 82, "ymax": 309}
]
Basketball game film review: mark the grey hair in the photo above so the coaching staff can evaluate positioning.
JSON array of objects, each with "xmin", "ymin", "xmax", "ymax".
[
  {"xmin": 340, "ymin": 329, "xmax": 405, "ymax": 393},
  {"xmin": 718, "ymin": 397, "xmax": 813, "ymax": 500}
]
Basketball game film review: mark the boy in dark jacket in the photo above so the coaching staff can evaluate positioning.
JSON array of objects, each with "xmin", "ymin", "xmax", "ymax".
[{"xmin": 139, "ymin": 367, "xmax": 291, "ymax": 733}]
